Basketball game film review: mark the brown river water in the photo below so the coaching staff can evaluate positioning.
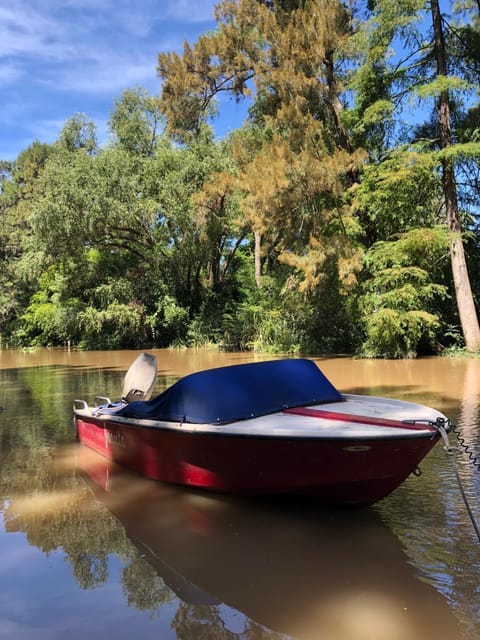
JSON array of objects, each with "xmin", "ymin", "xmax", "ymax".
[{"xmin": 0, "ymin": 348, "xmax": 479, "ymax": 640}]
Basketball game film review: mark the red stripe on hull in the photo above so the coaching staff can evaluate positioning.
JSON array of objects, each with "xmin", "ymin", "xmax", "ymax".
[{"xmin": 75, "ymin": 417, "xmax": 439, "ymax": 506}]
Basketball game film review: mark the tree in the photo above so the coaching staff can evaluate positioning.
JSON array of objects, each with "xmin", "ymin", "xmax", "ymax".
[
  {"xmin": 109, "ymin": 87, "xmax": 164, "ymax": 156},
  {"xmin": 158, "ymin": 0, "xmax": 365, "ymax": 297},
  {"xmin": 152, "ymin": 127, "xmax": 245, "ymax": 311},
  {"xmin": 349, "ymin": 0, "xmax": 480, "ymax": 350},
  {"xmin": 58, "ymin": 113, "xmax": 97, "ymax": 154},
  {"xmin": 19, "ymin": 115, "xmax": 167, "ymax": 347},
  {"xmin": 430, "ymin": 0, "xmax": 480, "ymax": 350},
  {"xmin": 359, "ymin": 226, "xmax": 449, "ymax": 357},
  {"xmin": 355, "ymin": 148, "xmax": 441, "ymax": 245},
  {"xmin": 0, "ymin": 141, "xmax": 52, "ymax": 341},
  {"xmin": 18, "ymin": 99, "xmax": 249, "ymax": 347}
]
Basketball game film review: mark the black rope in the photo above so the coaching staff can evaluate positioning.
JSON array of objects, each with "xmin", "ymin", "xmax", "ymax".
[
  {"xmin": 451, "ymin": 423, "xmax": 480, "ymax": 473},
  {"xmin": 448, "ymin": 452, "xmax": 480, "ymax": 543},
  {"xmin": 441, "ymin": 422, "xmax": 480, "ymax": 544}
]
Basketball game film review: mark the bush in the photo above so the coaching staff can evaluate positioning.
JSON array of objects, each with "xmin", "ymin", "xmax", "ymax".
[
  {"xmin": 78, "ymin": 302, "xmax": 147, "ymax": 349},
  {"xmin": 358, "ymin": 227, "xmax": 449, "ymax": 357}
]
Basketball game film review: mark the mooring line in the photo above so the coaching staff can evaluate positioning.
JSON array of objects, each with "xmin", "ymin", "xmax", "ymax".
[
  {"xmin": 440, "ymin": 423, "xmax": 480, "ymax": 544},
  {"xmin": 451, "ymin": 456, "xmax": 480, "ymax": 543}
]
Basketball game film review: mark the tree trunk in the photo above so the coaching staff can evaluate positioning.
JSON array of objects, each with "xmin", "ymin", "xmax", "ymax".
[
  {"xmin": 254, "ymin": 231, "xmax": 262, "ymax": 287},
  {"xmin": 324, "ymin": 50, "xmax": 353, "ymax": 155},
  {"xmin": 431, "ymin": 0, "xmax": 480, "ymax": 350}
]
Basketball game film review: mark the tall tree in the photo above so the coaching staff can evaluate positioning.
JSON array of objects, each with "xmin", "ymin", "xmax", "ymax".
[
  {"xmin": 0, "ymin": 141, "xmax": 52, "ymax": 339},
  {"xmin": 350, "ymin": 0, "xmax": 480, "ymax": 350},
  {"xmin": 158, "ymin": 0, "xmax": 365, "ymax": 294},
  {"xmin": 109, "ymin": 88, "xmax": 164, "ymax": 157},
  {"xmin": 58, "ymin": 113, "xmax": 97, "ymax": 154},
  {"xmin": 430, "ymin": 0, "xmax": 480, "ymax": 350}
]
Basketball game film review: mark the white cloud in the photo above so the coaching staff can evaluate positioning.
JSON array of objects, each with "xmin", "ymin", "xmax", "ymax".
[
  {"xmin": 57, "ymin": 56, "xmax": 158, "ymax": 94},
  {"xmin": 0, "ymin": 61, "xmax": 23, "ymax": 85},
  {"xmin": 0, "ymin": 0, "xmax": 206, "ymax": 94},
  {"xmin": 0, "ymin": 4, "xmax": 72, "ymax": 60},
  {"xmin": 0, "ymin": 0, "xmax": 219, "ymax": 158}
]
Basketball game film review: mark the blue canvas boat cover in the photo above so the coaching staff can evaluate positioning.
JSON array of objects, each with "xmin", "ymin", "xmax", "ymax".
[{"xmin": 115, "ymin": 358, "xmax": 342, "ymax": 424}]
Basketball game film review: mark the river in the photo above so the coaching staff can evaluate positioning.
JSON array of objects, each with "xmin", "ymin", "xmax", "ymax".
[{"xmin": 0, "ymin": 349, "xmax": 479, "ymax": 640}]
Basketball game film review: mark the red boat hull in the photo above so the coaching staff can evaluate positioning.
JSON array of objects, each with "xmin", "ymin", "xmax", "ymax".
[{"xmin": 75, "ymin": 416, "xmax": 440, "ymax": 506}]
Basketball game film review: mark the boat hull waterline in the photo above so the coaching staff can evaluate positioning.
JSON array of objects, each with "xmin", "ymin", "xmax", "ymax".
[{"xmin": 73, "ymin": 357, "xmax": 449, "ymax": 506}]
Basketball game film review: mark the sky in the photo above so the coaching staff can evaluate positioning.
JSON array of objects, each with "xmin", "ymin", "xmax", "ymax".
[{"xmin": 0, "ymin": 0, "xmax": 249, "ymax": 161}]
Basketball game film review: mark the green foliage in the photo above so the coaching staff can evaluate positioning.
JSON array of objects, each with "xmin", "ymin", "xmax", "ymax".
[
  {"xmin": 14, "ymin": 265, "xmax": 82, "ymax": 346},
  {"xmin": 58, "ymin": 114, "xmax": 97, "ymax": 153},
  {"xmin": 149, "ymin": 296, "xmax": 189, "ymax": 347},
  {"xmin": 437, "ymin": 142, "xmax": 480, "ymax": 162},
  {"xmin": 355, "ymin": 149, "xmax": 441, "ymax": 243},
  {"xmin": 20, "ymin": 290, "xmax": 64, "ymax": 346},
  {"xmin": 415, "ymin": 76, "xmax": 471, "ymax": 99},
  {"xmin": 186, "ymin": 249, "xmax": 356, "ymax": 354},
  {"xmin": 361, "ymin": 308, "xmax": 441, "ymax": 359},
  {"xmin": 1, "ymin": 0, "xmax": 480, "ymax": 356},
  {"xmin": 358, "ymin": 227, "xmax": 450, "ymax": 357},
  {"xmin": 77, "ymin": 302, "xmax": 147, "ymax": 350},
  {"xmin": 109, "ymin": 87, "xmax": 163, "ymax": 156},
  {"xmin": 31, "ymin": 145, "xmax": 159, "ymax": 262}
]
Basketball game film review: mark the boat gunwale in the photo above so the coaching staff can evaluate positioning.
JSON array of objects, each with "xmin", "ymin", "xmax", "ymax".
[
  {"xmin": 74, "ymin": 390, "xmax": 445, "ymax": 441},
  {"xmin": 74, "ymin": 411, "xmax": 442, "ymax": 442}
]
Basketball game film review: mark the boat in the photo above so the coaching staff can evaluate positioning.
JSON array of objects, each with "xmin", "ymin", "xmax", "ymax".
[{"xmin": 73, "ymin": 354, "xmax": 451, "ymax": 506}]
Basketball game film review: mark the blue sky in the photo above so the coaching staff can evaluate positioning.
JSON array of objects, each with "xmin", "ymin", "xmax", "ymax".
[{"xmin": 0, "ymin": 0, "xmax": 248, "ymax": 160}]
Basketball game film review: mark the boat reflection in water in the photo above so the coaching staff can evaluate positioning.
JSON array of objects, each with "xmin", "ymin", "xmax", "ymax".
[{"xmin": 77, "ymin": 446, "xmax": 462, "ymax": 640}]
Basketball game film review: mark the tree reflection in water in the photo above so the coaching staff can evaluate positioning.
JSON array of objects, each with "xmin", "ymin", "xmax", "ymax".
[{"xmin": 2, "ymin": 445, "xmax": 286, "ymax": 640}]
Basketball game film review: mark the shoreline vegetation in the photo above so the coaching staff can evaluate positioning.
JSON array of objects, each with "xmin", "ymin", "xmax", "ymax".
[
  {"xmin": 1, "ymin": 1, "xmax": 480, "ymax": 359},
  {"xmin": 3, "ymin": 343, "xmax": 480, "ymax": 362}
]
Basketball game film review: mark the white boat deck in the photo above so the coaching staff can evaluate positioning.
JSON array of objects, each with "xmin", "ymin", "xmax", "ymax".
[{"xmin": 77, "ymin": 394, "xmax": 447, "ymax": 440}]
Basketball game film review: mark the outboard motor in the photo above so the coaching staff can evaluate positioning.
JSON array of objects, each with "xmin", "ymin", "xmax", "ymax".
[{"xmin": 121, "ymin": 352, "xmax": 158, "ymax": 403}]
